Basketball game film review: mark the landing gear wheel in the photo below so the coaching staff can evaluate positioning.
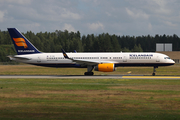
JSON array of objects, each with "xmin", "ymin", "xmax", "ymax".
[
  {"xmin": 84, "ymin": 72, "xmax": 94, "ymax": 76},
  {"xmin": 152, "ymin": 66, "xmax": 158, "ymax": 76}
]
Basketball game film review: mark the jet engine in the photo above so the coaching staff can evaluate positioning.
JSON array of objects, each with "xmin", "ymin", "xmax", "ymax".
[{"xmin": 94, "ymin": 63, "xmax": 116, "ymax": 72}]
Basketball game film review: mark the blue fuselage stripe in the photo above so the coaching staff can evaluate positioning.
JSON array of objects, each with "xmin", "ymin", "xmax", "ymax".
[{"xmin": 30, "ymin": 63, "xmax": 174, "ymax": 68}]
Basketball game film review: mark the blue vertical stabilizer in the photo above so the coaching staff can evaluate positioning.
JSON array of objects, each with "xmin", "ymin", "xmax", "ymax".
[{"xmin": 8, "ymin": 28, "xmax": 41, "ymax": 55}]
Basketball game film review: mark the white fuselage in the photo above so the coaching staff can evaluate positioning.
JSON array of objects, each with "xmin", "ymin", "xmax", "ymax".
[{"xmin": 11, "ymin": 52, "xmax": 175, "ymax": 68}]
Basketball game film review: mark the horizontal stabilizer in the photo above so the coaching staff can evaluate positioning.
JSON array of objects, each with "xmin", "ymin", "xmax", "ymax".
[{"xmin": 7, "ymin": 55, "xmax": 31, "ymax": 60}]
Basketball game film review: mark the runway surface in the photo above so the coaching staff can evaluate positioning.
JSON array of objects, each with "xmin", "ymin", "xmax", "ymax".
[{"xmin": 0, "ymin": 75, "xmax": 180, "ymax": 79}]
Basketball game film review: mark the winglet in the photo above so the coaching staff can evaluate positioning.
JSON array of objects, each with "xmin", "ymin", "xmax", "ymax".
[{"xmin": 61, "ymin": 49, "xmax": 69, "ymax": 59}]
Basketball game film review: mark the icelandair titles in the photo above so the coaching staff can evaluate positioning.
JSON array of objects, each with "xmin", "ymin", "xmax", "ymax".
[
  {"xmin": 129, "ymin": 54, "xmax": 153, "ymax": 59},
  {"xmin": 18, "ymin": 50, "xmax": 35, "ymax": 52},
  {"xmin": 130, "ymin": 54, "xmax": 153, "ymax": 57}
]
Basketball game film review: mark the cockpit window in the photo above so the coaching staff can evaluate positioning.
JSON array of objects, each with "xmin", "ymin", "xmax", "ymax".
[{"xmin": 164, "ymin": 57, "xmax": 170, "ymax": 59}]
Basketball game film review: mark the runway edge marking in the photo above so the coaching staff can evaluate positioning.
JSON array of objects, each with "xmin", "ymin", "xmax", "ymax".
[{"xmin": 122, "ymin": 76, "xmax": 180, "ymax": 79}]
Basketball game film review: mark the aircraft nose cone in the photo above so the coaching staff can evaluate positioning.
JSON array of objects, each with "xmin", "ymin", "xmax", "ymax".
[{"xmin": 171, "ymin": 59, "xmax": 175, "ymax": 64}]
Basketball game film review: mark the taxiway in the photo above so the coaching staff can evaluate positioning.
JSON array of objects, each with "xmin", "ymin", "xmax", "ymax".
[{"xmin": 0, "ymin": 75, "xmax": 180, "ymax": 79}]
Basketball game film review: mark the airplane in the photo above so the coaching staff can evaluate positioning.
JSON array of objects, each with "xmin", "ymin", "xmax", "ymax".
[{"xmin": 7, "ymin": 28, "xmax": 175, "ymax": 76}]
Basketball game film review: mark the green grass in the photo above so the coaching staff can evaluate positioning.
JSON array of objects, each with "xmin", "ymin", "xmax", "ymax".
[
  {"xmin": 0, "ymin": 65, "xmax": 180, "ymax": 119},
  {"xmin": 0, "ymin": 79, "xmax": 180, "ymax": 120},
  {"xmin": 0, "ymin": 64, "xmax": 180, "ymax": 75}
]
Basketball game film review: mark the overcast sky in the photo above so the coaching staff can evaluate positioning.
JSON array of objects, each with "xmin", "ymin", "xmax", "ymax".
[{"xmin": 0, "ymin": 0, "xmax": 180, "ymax": 36}]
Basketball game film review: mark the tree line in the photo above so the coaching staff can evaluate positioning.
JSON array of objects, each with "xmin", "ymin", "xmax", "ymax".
[{"xmin": 0, "ymin": 29, "xmax": 180, "ymax": 62}]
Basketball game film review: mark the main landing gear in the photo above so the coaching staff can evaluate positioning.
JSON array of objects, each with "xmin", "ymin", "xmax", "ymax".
[
  {"xmin": 84, "ymin": 65, "xmax": 94, "ymax": 76},
  {"xmin": 84, "ymin": 72, "xmax": 94, "ymax": 75},
  {"xmin": 152, "ymin": 66, "xmax": 158, "ymax": 76}
]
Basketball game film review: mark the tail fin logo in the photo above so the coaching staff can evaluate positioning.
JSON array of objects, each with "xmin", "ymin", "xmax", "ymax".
[{"xmin": 13, "ymin": 38, "xmax": 28, "ymax": 49}]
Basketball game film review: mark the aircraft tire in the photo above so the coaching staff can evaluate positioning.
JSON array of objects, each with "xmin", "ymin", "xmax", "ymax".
[
  {"xmin": 84, "ymin": 72, "xmax": 94, "ymax": 76},
  {"xmin": 152, "ymin": 73, "xmax": 155, "ymax": 76}
]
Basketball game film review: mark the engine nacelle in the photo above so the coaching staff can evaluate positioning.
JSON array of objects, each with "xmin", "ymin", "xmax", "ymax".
[{"xmin": 94, "ymin": 63, "xmax": 116, "ymax": 72}]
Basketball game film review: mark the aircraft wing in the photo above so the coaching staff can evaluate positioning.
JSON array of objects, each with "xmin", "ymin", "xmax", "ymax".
[
  {"xmin": 72, "ymin": 59, "xmax": 99, "ymax": 65},
  {"xmin": 61, "ymin": 49, "xmax": 117, "ymax": 65}
]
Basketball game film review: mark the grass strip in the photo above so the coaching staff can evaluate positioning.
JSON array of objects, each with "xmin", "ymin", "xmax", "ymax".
[{"xmin": 0, "ymin": 78, "xmax": 180, "ymax": 119}]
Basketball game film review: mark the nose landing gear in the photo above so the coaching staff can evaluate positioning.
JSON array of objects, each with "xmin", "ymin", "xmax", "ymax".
[{"xmin": 152, "ymin": 66, "xmax": 158, "ymax": 76}]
